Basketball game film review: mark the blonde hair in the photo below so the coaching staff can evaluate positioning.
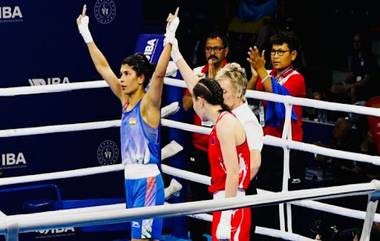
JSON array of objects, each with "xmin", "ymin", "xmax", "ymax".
[{"xmin": 215, "ymin": 62, "xmax": 248, "ymax": 101}]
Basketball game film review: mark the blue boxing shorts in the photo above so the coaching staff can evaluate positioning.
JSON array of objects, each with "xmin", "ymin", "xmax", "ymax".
[{"xmin": 124, "ymin": 165, "xmax": 164, "ymax": 240}]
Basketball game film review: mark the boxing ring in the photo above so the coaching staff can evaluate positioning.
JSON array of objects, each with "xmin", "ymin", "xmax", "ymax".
[{"xmin": 1, "ymin": 77, "xmax": 380, "ymax": 241}]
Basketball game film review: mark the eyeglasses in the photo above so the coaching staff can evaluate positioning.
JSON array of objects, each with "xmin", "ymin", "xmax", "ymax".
[
  {"xmin": 270, "ymin": 49, "xmax": 291, "ymax": 56},
  {"xmin": 205, "ymin": 46, "xmax": 225, "ymax": 53}
]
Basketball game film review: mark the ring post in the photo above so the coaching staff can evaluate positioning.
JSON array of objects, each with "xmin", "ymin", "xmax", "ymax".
[
  {"xmin": 5, "ymin": 221, "xmax": 19, "ymax": 241},
  {"xmin": 359, "ymin": 180, "xmax": 380, "ymax": 241}
]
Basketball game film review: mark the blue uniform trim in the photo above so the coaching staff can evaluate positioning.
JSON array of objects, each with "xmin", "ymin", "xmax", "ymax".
[{"xmin": 265, "ymin": 77, "xmax": 298, "ymax": 127}]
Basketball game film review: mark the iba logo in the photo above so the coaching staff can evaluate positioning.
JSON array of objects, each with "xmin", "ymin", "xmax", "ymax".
[
  {"xmin": 28, "ymin": 76, "xmax": 70, "ymax": 86},
  {"xmin": 36, "ymin": 227, "xmax": 76, "ymax": 238},
  {"xmin": 0, "ymin": 5, "xmax": 23, "ymax": 23},
  {"xmin": 0, "ymin": 152, "xmax": 27, "ymax": 170},
  {"xmin": 94, "ymin": 0, "xmax": 116, "ymax": 24},
  {"xmin": 97, "ymin": 140, "xmax": 119, "ymax": 165},
  {"xmin": 144, "ymin": 39, "xmax": 158, "ymax": 61}
]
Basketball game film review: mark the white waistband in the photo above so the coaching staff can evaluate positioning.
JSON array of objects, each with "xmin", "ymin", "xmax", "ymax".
[
  {"xmin": 213, "ymin": 189, "xmax": 246, "ymax": 199},
  {"xmin": 124, "ymin": 164, "xmax": 160, "ymax": 179}
]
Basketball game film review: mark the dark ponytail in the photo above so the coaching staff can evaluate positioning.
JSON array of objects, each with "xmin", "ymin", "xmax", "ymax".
[{"xmin": 193, "ymin": 78, "xmax": 230, "ymax": 112}]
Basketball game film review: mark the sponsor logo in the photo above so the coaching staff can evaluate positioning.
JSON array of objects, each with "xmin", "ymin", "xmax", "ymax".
[
  {"xmin": 35, "ymin": 227, "xmax": 76, "ymax": 239},
  {"xmin": 0, "ymin": 5, "xmax": 23, "ymax": 23},
  {"xmin": 132, "ymin": 221, "xmax": 140, "ymax": 228},
  {"xmin": 97, "ymin": 140, "xmax": 119, "ymax": 165},
  {"xmin": 94, "ymin": 0, "xmax": 116, "ymax": 24},
  {"xmin": 128, "ymin": 117, "xmax": 137, "ymax": 125},
  {"xmin": 144, "ymin": 39, "xmax": 158, "ymax": 61},
  {"xmin": 28, "ymin": 76, "xmax": 70, "ymax": 86},
  {"xmin": 0, "ymin": 152, "xmax": 27, "ymax": 170}
]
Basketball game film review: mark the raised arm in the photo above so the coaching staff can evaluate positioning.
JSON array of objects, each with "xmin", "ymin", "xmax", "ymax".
[
  {"xmin": 246, "ymin": 52, "xmax": 259, "ymax": 90},
  {"xmin": 169, "ymin": 37, "xmax": 199, "ymax": 94},
  {"xmin": 174, "ymin": 56, "xmax": 200, "ymax": 94},
  {"xmin": 144, "ymin": 42, "xmax": 172, "ymax": 108},
  {"xmin": 76, "ymin": 5, "xmax": 121, "ymax": 100},
  {"xmin": 144, "ymin": 8, "xmax": 179, "ymax": 109}
]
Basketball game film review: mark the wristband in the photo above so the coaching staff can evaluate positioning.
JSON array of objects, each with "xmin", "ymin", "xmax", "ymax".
[
  {"xmin": 78, "ymin": 16, "xmax": 93, "ymax": 44},
  {"xmin": 170, "ymin": 38, "xmax": 183, "ymax": 62},
  {"xmin": 261, "ymin": 74, "xmax": 271, "ymax": 84}
]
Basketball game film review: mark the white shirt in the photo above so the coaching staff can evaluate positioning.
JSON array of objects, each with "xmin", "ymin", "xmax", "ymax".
[{"xmin": 232, "ymin": 102, "xmax": 264, "ymax": 151}]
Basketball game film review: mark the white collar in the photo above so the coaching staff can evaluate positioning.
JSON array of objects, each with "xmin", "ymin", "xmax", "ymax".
[{"xmin": 232, "ymin": 101, "xmax": 249, "ymax": 115}]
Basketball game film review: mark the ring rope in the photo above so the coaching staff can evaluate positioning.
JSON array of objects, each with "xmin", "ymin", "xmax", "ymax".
[
  {"xmin": 0, "ymin": 80, "xmax": 107, "ymax": 97},
  {"xmin": 1, "ymin": 161, "xmax": 379, "ymax": 224},
  {"xmin": 0, "ymin": 102, "xmax": 179, "ymax": 138},
  {"xmin": 1, "ymin": 78, "xmax": 380, "ymax": 118},
  {"xmin": 0, "ymin": 120, "xmax": 120, "ymax": 138},
  {"xmin": 1, "ymin": 181, "xmax": 378, "ymax": 235},
  {"xmin": 0, "ymin": 140, "xmax": 183, "ymax": 187},
  {"xmin": 2, "ymin": 118, "xmax": 379, "ymax": 167},
  {"xmin": 0, "ymin": 164, "xmax": 124, "ymax": 187},
  {"xmin": 2, "ymin": 201, "xmax": 315, "ymax": 241},
  {"xmin": 165, "ymin": 77, "xmax": 380, "ymax": 117},
  {"xmin": 2, "ymin": 78, "xmax": 380, "ymax": 240}
]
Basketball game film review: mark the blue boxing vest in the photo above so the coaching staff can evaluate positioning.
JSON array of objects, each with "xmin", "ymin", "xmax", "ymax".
[{"xmin": 120, "ymin": 100, "xmax": 160, "ymax": 165}]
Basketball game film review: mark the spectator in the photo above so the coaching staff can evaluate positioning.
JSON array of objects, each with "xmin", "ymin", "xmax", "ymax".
[
  {"xmin": 330, "ymin": 31, "xmax": 379, "ymax": 104},
  {"xmin": 247, "ymin": 30, "xmax": 306, "ymax": 190},
  {"xmin": 315, "ymin": 117, "xmax": 366, "ymax": 186},
  {"xmin": 247, "ymin": 30, "xmax": 306, "ymax": 239}
]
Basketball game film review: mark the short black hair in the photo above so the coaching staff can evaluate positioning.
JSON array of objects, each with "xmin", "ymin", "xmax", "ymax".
[
  {"xmin": 205, "ymin": 32, "xmax": 229, "ymax": 48},
  {"xmin": 270, "ymin": 30, "xmax": 299, "ymax": 51},
  {"xmin": 121, "ymin": 53, "xmax": 155, "ymax": 88}
]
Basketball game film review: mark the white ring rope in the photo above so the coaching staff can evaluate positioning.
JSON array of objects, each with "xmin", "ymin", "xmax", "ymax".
[
  {"xmin": 162, "ymin": 166, "xmax": 380, "ymax": 224},
  {"xmin": 0, "ymin": 80, "xmax": 107, "ymax": 97},
  {"xmin": 255, "ymin": 226, "xmax": 315, "ymax": 241},
  {"xmin": 1, "ymin": 209, "xmax": 315, "ymax": 241},
  {"xmin": 0, "ymin": 120, "xmax": 121, "ymax": 138},
  {"xmin": 1, "ymin": 160, "xmax": 379, "ymax": 224},
  {"xmin": 0, "ymin": 181, "xmax": 378, "ymax": 235},
  {"xmin": 0, "ymin": 103, "xmax": 180, "ymax": 138},
  {"xmin": 0, "ymin": 140, "xmax": 183, "ymax": 187},
  {"xmin": 0, "ymin": 164, "xmax": 124, "ymax": 187},
  {"xmin": 2, "ymin": 201, "xmax": 314, "ymax": 240},
  {"xmin": 264, "ymin": 135, "xmax": 380, "ymax": 166},
  {"xmin": 0, "ymin": 123, "xmax": 377, "ymax": 237},
  {"xmin": 161, "ymin": 163, "xmax": 210, "ymax": 186},
  {"xmin": 162, "ymin": 119, "xmax": 210, "ymax": 135},
  {"xmin": 1, "ymin": 78, "xmax": 380, "ymax": 118},
  {"xmin": 2, "ymin": 118, "xmax": 379, "ymax": 167},
  {"xmin": 1, "ymin": 78, "xmax": 380, "ymax": 240},
  {"xmin": 0, "ymin": 188, "xmax": 314, "ymax": 240},
  {"xmin": 163, "ymin": 77, "xmax": 380, "ymax": 117}
]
